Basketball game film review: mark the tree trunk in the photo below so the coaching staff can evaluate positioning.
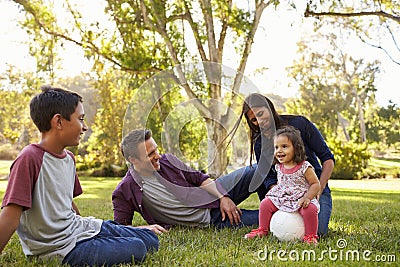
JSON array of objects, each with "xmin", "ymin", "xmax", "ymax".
[
  {"xmin": 206, "ymin": 119, "xmax": 228, "ymax": 178},
  {"xmin": 337, "ymin": 112, "xmax": 350, "ymax": 141},
  {"xmin": 356, "ymin": 94, "xmax": 367, "ymax": 143}
]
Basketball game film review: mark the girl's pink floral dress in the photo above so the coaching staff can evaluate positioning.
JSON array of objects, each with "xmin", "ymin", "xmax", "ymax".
[{"xmin": 266, "ymin": 161, "xmax": 320, "ymax": 212}]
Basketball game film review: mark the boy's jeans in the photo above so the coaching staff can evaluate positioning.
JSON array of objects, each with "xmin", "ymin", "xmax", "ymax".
[{"xmin": 62, "ymin": 220, "xmax": 159, "ymax": 266}]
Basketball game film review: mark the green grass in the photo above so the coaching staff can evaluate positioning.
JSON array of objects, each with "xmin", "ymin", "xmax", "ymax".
[
  {"xmin": 0, "ymin": 159, "xmax": 399, "ymax": 266},
  {"xmin": 0, "ymin": 177, "xmax": 399, "ymax": 266}
]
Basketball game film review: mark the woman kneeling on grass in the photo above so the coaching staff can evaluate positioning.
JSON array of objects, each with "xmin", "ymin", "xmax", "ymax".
[{"xmin": 244, "ymin": 126, "xmax": 321, "ymax": 244}]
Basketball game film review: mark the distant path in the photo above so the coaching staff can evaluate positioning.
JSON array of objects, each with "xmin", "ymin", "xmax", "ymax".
[{"xmin": 329, "ymin": 179, "xmax": 400, "ymax": 192}]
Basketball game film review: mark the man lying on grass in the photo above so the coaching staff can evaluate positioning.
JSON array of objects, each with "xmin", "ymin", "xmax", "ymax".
[{"xmin": 112, "ymin": 129, "xmax": 265, "ymax": 233}]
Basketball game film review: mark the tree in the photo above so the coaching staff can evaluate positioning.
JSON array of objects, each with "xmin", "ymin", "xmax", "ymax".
[
  {"xmin": 305, "ymin": 0, "xmax": 400, "ymax": 65},
  {"xmin": 287, "ymin": 32, "xmax": 380, "ymax": 143},
  {"xmin": 12, "ymin": 0, "xmax": 283, "ymax": 177},
  {"xmin": 367, "ymin": 102, "xmax": 400, "ymax": 147},
  {"xmin": 0, "ymin": 65, "xmax": 40, "ymax": 147}
]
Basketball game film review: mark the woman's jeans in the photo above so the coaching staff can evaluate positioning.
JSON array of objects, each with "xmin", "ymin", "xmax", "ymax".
[
  {"xmin": 318, "ymin": 185, "xmax": 332, "ymax": 235},
  {"xmin": 62, "ymin": 220, "xmax": 159, "ymax": 266}
]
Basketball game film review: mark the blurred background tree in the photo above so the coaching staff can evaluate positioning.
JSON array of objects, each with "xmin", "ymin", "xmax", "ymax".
[{"xmin": 1, "ymin": 0, "xmax": 399, "ymax": 179}]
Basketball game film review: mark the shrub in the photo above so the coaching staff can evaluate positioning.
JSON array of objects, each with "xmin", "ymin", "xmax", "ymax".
[
  {"xmin": 0, "ymin": 144, "xmax": 19, "ymax": 160},
  {"xmin": 90, "ymin": 164, "xmax": 127, "ymax": 177},
  {"xmin": 327, "ymin": 138, "xmax": 372, "ymax": 179}
]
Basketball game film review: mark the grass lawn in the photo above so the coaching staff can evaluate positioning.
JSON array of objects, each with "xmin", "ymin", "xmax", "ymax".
[{"xmin": 0, "ymin": 161, "xmax": 399, "ymax": 266}]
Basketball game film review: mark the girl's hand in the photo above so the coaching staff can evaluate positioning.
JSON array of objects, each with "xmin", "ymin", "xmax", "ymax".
[{"xmin": 298, "ymin": 196, "xmax": 311, "ymax": 208}]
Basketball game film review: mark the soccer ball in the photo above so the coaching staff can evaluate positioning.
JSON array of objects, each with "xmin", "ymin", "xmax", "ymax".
[{"xmin": 270, "ymin": 210, "xmax": 305, "ymax": 241}]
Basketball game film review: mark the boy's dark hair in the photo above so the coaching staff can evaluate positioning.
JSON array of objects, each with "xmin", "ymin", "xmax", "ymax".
[
  {"xmin": 274, "ymin": 125, "xmax": 306, "ymax": 164},
  {"xmin": 30, "ymin": 85, "xmax": 83, "ymax": 133},
  {"xmin": 121, "ymin": 129, "xmax": 153, "ymax": 161}
]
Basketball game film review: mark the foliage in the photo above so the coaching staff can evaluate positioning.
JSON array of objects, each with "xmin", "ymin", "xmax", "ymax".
[
  {"xmin": 84, "ymin": 69, "xmax": 139, "ymax": 169},
  {"xmin": 360, "ymin": 156, "xmax": 400, "ymax": 179},
  {"xmin": 18, "ymin": 0, "xmax": 61, "ymax": 82},
  {"xmin": 0, "ymin": 144, "xmax": 19, "ymax": 161},
  {"xmin": 11, "ymin": 0, "xmax": 282, "ymax": 177},
  {"xmin": 366, "ymin": 102, "xmax": 400, "ymax": 147},
  {"xmin": 1, "ymin": 177, "xmax": 399, "ymax": 266},
  {"xmin": 305, "ymin": 0, "xmax": 400, "ymax": 66},
  {"xmin": 0, "ymin": 65, "xmax": 41, "ymax": 148},
  {"xmin": 287, "ymin": 32, "xmax": 380, "ymax": 143},
  {"xmin": 327, "ymin": 138, "xmax": 372, "ymax": 179},
  {"xmin": 6, "ymin": 0, "xmax": 400, "ymax": 177},
  {"xmin": 177, "ymin": 111, "xmax": 208, "ymax": 171}
]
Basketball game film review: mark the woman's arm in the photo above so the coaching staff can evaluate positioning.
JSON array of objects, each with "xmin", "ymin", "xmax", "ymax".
[{"xmin": 319, "ymin": 159, "xmax": 334, "ymax": 194}]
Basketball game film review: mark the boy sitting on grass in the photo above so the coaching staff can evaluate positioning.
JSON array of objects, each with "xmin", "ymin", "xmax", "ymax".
[{"xmin": 0, "ymin": 85, "xmax": 159, "ymax": 266}]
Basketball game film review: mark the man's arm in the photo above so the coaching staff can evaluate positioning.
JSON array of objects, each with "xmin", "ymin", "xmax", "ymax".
[
  {"xmin": 0, "ymin": 204, "xmax": 22, "ymax": 253},
  {"xmin": 200, "ymin": 179, "xmax": 241, "ymax": 226},
  {"xmin": 112, "ymin": 194, "xmax": 168, "ymax": 234}
]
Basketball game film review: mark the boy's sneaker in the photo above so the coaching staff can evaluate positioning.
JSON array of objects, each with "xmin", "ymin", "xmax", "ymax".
[
  {"xmin": 244, "ymin": 228, "xmax": 268, "ymax": 239},
  {"xmin": 303, "ymin": 234, "xmax": 319, "ymax": 244}
]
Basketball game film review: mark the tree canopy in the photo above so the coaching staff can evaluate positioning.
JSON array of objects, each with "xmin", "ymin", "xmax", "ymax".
[{"xmin": 2, "ymin": 0, "xmax": 399, "ymax": 178}]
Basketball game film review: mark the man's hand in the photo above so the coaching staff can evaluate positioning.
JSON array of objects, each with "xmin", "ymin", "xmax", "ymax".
[
  {"xmin": 219, "ymin": 196, "xmax": 242, "ymax": 226},
  {"xmin": 136, "ymin": 224, "xmax": 168, "ymax": 235}
]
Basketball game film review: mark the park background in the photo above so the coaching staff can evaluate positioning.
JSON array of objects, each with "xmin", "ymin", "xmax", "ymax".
[{"xmin": 0, "ymin": 0, "xmax": 399, "ymax": 266}]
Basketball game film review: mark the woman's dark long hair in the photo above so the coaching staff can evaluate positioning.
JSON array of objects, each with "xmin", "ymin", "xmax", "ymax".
[{"xmin": 225, "ymin": 93, "xmax": 284, "ymax": 166}]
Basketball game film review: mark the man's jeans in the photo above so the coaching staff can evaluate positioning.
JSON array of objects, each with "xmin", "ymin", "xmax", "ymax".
[
  {"xmin": 62, "ymin": 220, "xmax": 159, "ymax": 266},
  {"xmin": 210, "ymin": 165, "xmax": 261, "ymax": 229}
]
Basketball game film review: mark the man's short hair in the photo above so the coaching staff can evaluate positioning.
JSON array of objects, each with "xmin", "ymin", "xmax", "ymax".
[
  {"xmin": 121, "ymin": 129, "xmax": 153, "ymax": 161},
  {"xmin": 30, "ymin": 85, "xmax": 83, "ymax": 133}
]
